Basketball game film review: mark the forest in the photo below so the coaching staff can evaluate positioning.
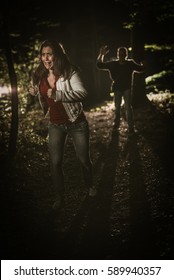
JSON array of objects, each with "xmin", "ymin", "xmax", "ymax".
[{"xmin": 1, "ymin": 0, "xmax": 174, "ymax": 260}]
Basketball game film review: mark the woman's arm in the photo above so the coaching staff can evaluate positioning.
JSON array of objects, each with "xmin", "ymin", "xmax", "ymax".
[{"xmin": 47, "ymin": 71, "xmax": 88, "ymax": 103}]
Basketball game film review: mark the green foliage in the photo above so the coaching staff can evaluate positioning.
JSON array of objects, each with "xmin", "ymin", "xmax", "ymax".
[
  {"xmin": 145, "ymin": 70, "xmax": 173, "ymax": 93},
  {"xmin": 145, "ymin": 44, "xmax": 172, "ymax": 51},
  {"xmin": 146, "ymin": 70, "xmax": 172, "ymax": 82},
  {"xmin": 122, "ymin": 0, "xmax": 174, "ymax": 45},
  {"xmin": 0, "ymin": 39, "xmax": 42, "ymax": 153},
  {"xmin": 1, "ymin": 39, "xmax": 42, "ymax": 114},
  {"xmin": 0, "ymin": 52, "xmax": 10, "ymax": 84},
  {"xmin": 147, "ymin": 91, "xmax": 174, "ymax": 116}
]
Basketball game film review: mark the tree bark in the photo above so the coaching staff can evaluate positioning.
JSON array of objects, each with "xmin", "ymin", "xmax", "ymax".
[
  {"xmin": 2, "ymin": 13, "xmax": 19, "ymax": 160},
  {"xmin": 131, "ymin": 24, "xmax": 150, "ymax": 108}
]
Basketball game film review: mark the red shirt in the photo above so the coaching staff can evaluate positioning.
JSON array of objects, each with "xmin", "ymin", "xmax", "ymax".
[{"xmin": 39, "ymin": 77, "xmax": 85, "ymax": 124}]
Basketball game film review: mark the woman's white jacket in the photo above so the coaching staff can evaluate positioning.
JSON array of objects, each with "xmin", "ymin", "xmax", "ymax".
[{"xmin": 39, "ymin": 70, "xmax": 88, "ymax": 122}]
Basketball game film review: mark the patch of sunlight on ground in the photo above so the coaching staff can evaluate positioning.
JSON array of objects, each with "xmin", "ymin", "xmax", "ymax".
[{"xmin": 147, "ymin": 90, "xmax": 174, "ymax": 104}]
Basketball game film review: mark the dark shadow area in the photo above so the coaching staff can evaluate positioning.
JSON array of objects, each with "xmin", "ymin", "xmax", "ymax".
[
  {"xmin": 122, "ymin": 135, "xmax": 160, "ymax": 259},
  {"xmin": 134, "ymin": 103, "xmax": 174, "ymax": 176},
  {"xmin": 58, "ymin": 129, "xmax": 120, "ymax": 259},
  {"xmin": 133, "ymin": 103, "xmax": 174, "ymax": 259},
  {"xmin": 1, "ymin": 99, "xmax": 174, "ymax": 260}
]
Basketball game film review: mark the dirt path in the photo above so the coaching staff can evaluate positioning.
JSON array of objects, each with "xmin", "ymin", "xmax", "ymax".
[{"xmin": 1, "ymin": 100, "xmax": 174, "ymax": 260}]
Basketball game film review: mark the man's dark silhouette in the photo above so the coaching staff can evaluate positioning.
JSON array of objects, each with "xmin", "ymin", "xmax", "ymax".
[{"xmin": 97, "ymin": 46, "xmax": 144, "ymax": 134}]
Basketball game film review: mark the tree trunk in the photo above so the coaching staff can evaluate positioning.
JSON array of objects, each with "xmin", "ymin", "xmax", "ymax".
[
  {"xmin": 131, "ymin": 24, "xmax": 150, "ymax": 108},
  {"xmin": 2, "ymin": 13, "xmax": 19, "ymax": 160}
]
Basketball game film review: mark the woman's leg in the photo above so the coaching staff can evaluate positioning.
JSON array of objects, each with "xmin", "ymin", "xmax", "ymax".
[
  {"xmin": 48, "ymin": 124, "xmax": 67, "ymax": 200},
  {"xmin": 69, "ymin": 121, "xmax": 95, "ymax": 195}
]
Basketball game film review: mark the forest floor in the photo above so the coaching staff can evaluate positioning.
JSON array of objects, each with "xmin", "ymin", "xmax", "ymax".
[{"xmin": 1, "ymin": 94, "xmax": 174, "ymax": 260}]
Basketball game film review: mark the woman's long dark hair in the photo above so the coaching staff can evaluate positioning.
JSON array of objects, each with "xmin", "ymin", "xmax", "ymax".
[{"xmin": 32, "ymin": 40, "xmax": 79, "ymax": 85}]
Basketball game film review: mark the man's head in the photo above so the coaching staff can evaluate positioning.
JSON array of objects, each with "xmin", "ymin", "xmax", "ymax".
[{"xmin": 117, "ymin": 47, "xmax": 128, "ymax": 61}]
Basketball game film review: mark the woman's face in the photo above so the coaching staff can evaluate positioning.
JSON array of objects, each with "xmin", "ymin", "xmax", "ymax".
[{"xmin": 41, "ymin": 46, "xmax": 54, "ymax": 70}]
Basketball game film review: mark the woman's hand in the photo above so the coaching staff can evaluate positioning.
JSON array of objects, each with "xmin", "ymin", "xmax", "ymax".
[{"xmin": 28, "ymin": 85, "xmax": 38, "ymax": 96}]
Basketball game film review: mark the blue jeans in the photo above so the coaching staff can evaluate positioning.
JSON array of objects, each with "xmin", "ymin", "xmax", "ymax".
[
  {"xmin": 114, "ymin": 89, "xmax": 134, "ymax": 130},
  {"xmin": 48, "ymin": 120, "xmax": 93, "ymax": 197}
]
